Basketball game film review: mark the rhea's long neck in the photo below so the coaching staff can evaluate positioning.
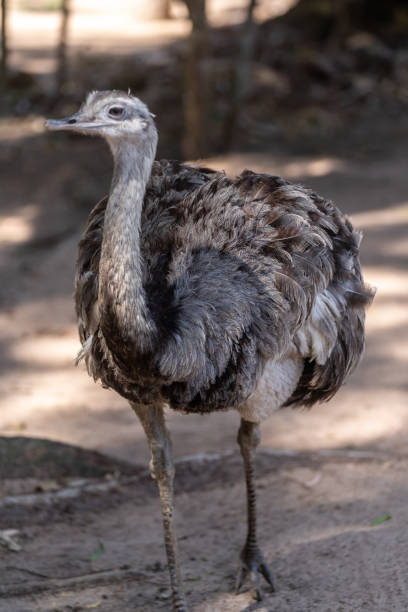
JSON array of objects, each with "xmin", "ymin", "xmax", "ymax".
[{"xmin": 98, "ymin": 137, "xmax": 157, "ymax": 356}]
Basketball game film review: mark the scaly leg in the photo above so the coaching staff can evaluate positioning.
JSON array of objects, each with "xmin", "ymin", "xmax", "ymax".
[
  {"xmin": 236, "ymin": 418, "xmax": 275, "ymax": 600},
  {"xmin": 132, "ymin": 403, "xmax": 188, "ymax": 612}
]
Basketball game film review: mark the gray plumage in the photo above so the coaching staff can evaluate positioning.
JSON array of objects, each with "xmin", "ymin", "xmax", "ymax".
[
  {"xmin": 75, "ymin": 152, "xmax": 371, "ymax": 415},
  {"xmin": 46, "ymin": 90, "xmax": 373, "ymax": 611}
]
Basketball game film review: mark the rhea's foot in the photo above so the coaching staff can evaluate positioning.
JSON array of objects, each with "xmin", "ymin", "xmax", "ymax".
[
  {"xmin": 235, "ymin": 545, "xmax": 275, "ymax": 601},
  {"xmin": 172, "ymin": 598, "xmax": 188, "ymax": 612}
]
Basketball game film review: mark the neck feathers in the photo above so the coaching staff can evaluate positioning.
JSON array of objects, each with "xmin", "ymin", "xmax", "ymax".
[{"xmin": 98, "ymin": 138, "xmax": 157, "ymax": 357}]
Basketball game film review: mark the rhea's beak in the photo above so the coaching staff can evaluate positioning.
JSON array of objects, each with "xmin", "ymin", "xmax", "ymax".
[
  {"xmin": 45, "ymin": 112, "xmax": 82, "ymax": 131},
  {"xmin": 45, "ymin": 112, "xmax": 108, "ymax": 132}
]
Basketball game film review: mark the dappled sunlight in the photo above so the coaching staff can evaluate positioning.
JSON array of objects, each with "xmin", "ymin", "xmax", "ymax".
[
  {"xmin": 0, "ymin": 358, "xmax": 143, "ymax": 461},
  {"xmin": 9, "ymin": 332, "xmax": 79, "ymax": 367},
  {"xmin": 351, "ymin": 202, "xmax": 408, "ymax": 229},
  {"xmin": 0, "ymin": 297, "xmax": 76, "ymax": 338},
  {"xmin": 361, "ymin": 268, "xmax": 408, "ymax": 333},
  {"xmin": 0, "ymin": 202, "xmax": 42, "ymax": 246},
  {"xmin": 261, "ymin": 388, "xmax": 408, "ymax": 453},
  {"xmin": 387, "ymin": 237, "xmax": 408, "ymax": 257},
  {"xmin": 8, "ymin": 10, "xmax": 189, "ymax": 74},
  {"xmin": 0, "ymin": 212, "xmax": 34, "ymax": 244},
  {"xmin": 278, "ymin": 157, "xmax": 346, "ymax": 178},
  {"xmin": 366, "ymin": 301, "xmax": 408, "ymax": 333},
  {"xmin": 174, "ymin": 0, "xmax": 297, "ymax": 24},
  {"xmin": 0, "ymin": 117, "xmax": 44, "ymax": 141},
  {"xmin": 10, "ymin": 9, "xmax": 190, "ymax": 49},
  {"xmin": 361, "ymin": 268, "xmax": 408, "ymax": 297},
  {"xmin": 292, "ymin": 523, "xmax": 377, "ymax": 547},
  {"xmin": 9, "ymin": 0, "xmax": 296, "ymax": 56},
  {"xmin": 206, "ymin": 153, "xmax": 347, "ymax": 179},
  {"xmin": 388, "ymin": 342, "xmax": 408, "ymax": 362}
]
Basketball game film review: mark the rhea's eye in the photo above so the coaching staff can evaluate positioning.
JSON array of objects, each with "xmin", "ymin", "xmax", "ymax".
[{"xmin": 108, "ymin": 106, "xmax": 124, "ymax": 118}]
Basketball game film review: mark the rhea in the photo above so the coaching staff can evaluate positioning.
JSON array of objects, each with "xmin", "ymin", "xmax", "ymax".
[{"xmin": 46, "ymin": 90, "xmax": 372, "ymax": 612}]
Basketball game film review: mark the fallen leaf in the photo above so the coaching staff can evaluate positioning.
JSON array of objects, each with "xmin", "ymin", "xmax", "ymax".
[
  {"xmin": 304, "ymin": 472, "xmax": 322, "ymax": 488},
  {"xmin": 370, "ymin": 513, "xmax": 392, "ymax": 527},
  {"xmin": 0, "ymin": 529, "xmax": 22, "ymax": 552},
  {"xmin": 90, "ymin": 541, "xmax": 105, "ymax": 560}
]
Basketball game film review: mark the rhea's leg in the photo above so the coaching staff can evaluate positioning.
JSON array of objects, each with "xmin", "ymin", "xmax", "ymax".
[
  {"xmin": 236, "ymin": 418, "xmax": 275, "ymax": 600},
  {"xmin": 132, "ymin": 403, "xmax": 188, "ymax": 612}
]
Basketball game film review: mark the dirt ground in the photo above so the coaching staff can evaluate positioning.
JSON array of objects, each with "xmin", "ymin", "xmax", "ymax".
[
  {"xmin": 2, "ymin": 449, "xmax": 408, "ymax": 612},
  {"xmin": 1, "ymin": 135, "xmax": 407, "ymax": 612},
  {"xmin": 0, "ymin": 130, "xmax": 408, "ymax": 612},
  {"xmin": 1, "ymin": 4, "xmax": 408, "ymax": 612}
]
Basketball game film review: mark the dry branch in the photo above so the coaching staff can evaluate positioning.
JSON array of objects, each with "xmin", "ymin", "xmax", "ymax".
[
  {"xmin": 0, "ymin": 567, "xmax": 164, "ymax": 599},
  {"xmin": 1, "ymin": 0, "xmax": 8, "ymax": 85}
]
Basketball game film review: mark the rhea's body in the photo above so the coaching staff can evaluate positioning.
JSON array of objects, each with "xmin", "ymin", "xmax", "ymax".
[{"xmin": 75, "ymin": 158, "xmax": 368, "ymax": 422}]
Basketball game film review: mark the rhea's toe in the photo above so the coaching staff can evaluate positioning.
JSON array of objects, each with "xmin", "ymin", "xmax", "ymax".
[
  {"xmin": 235, "ymin": 546, "xmax": 275, "ymax": 600},
  {"xmin": 172, "ymin": 596, "xmax": 189, "ymax": 612}
]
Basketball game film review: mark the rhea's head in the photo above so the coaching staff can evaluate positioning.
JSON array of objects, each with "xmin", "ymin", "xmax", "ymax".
[{"xmin": 45, "ymin": 90, "xmax": 157, "ymax": 152}]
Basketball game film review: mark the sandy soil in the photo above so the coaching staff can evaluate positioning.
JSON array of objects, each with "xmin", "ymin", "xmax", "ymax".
[
  {"xmin": 1, "ymin": 449, "xmax": 408, "ymax": 612},
  {"xmin": 1, "ymin": 5, "xmax": 408, "ymax": 609}
]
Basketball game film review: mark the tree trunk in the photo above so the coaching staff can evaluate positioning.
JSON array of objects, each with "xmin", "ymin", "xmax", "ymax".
[
  {"xmin": 55, "ymin": 0, "xmax": 71, "ymax": 97},
  {"xmin": 224, "ymin": 0, "xmax": 257, "ymax": 150},
  {"xmin": 182, "ymin": 0, "xmax": 209, "ymax": 160},
  {"xmin": 1, "ymin": 0, "xmax": 8, "ymax": 87}
]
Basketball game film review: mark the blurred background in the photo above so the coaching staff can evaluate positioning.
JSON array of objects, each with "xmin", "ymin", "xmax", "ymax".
[
  {"xmin": 0, "ymin": 2, "xmax": 408, "ymax": 610},
  {"xmin": 1, "ymin": 0, "xmax": 407, "ymax": 464}
]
